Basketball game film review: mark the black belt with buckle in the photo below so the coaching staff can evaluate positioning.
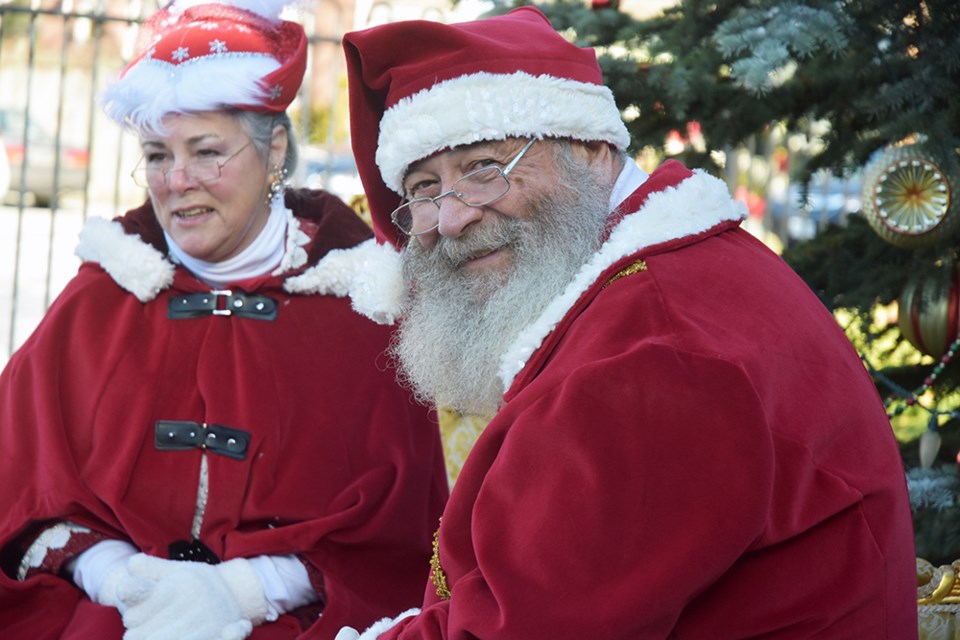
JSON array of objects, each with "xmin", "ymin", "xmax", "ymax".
[
  {"xmin": 154, "ymin": 420, "xmax": 250, "ymax": 460},
  {"xmin": 167, "ymin": 289, "xmax": 277, "ymax": 321}
]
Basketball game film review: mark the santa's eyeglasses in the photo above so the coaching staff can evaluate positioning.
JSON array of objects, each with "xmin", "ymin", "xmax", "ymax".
[{"xmin": 390, "ymin": 139, "xmax": 536, "ymax": 237}]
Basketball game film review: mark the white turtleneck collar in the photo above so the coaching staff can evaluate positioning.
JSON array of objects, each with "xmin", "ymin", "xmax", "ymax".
[{"xmin": 608, "ymin": 160, "xmax": 649, "ymax": 213}]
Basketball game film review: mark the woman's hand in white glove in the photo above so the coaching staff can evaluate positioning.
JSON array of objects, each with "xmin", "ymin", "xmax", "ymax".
[
  {"xmin": 70, "ymin": 539, "xmax": 139, "ymax": 611},
  {"xmin": 117, "ymin": 554, "xmax": 269, "ymax": 640},
  {"xmin": 72, "ymin": 542, "xmax": 318, "ymax": 637},
  {"xmin": 335, "ymin": 627, "xmax": 361, "ymax": 640}
]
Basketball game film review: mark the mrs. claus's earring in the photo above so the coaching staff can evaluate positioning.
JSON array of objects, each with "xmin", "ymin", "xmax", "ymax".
[{"xmin": 268, "ymin": 165, "xmax": 288, "ymax": 203}]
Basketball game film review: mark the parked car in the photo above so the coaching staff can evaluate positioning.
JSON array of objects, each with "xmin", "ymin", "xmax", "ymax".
[
  {"xmin": 295, "ymin": 145, "xmax": 363, "ymax": 204},
  {"xmin": 0, "ymin": 108, "xmax": 89, "ymax": 207}
]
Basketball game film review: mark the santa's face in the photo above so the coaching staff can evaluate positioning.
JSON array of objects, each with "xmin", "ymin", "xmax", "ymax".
[
  {"xmin": 393, "ymin": 139, "xmax": 615, "ymax": 416},
  {"xmin": 398, "ymin": 138, "xmax": 562, "ymax": 288}
]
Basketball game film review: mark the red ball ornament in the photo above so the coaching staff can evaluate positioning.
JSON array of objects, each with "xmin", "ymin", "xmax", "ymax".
[{"xmin": 899, "ymin": 259, "xmax": 960, "ymax": 359}]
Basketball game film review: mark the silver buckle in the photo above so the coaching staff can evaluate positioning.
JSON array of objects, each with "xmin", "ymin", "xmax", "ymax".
[{"xmin": 210, "ymin": 289, "xmax": 233, "ymax": 316}]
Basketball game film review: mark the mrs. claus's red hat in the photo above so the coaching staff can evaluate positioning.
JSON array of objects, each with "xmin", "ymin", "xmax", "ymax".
[
  {"xmin": 100, "ymin": 0, "xmax": 307, "ymax": 131},
  {"xmin": 343, "ymin": 6, "xmax": 630, "ymax": 247}
]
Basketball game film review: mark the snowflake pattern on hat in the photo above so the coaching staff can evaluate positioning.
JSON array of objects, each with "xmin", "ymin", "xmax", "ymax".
[{"xmin": 100, "ymin": 0, "xmax": 306, "ymax": 131}]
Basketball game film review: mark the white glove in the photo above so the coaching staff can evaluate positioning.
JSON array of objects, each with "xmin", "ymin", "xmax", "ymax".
[
  {"xmin": 247, "ymin": 554, "xmax": 317, "ymax": 620},
  {"xmin": 70, "ymin": 539, "xmax": 139, "ymax": 610},
  {"xmin": 117, "ymin": 554, "xmax": 270, "ymax": 640},
  {"xmin": 336, "ymin": 608, "xmax": 420, "ymax": 640},
  {"xmin": 335, "ymin": 627, "xmax": 361, "ymax": 640}
]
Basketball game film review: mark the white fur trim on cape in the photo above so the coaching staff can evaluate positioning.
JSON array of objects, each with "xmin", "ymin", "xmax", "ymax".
[
  {"xmin": 75, "ymin": 216, "xmax": 175, "ymax": 302},
  {"xmin": 283, "ymin": 238, "xmax": 404, "ymax": 325},
  {"xmin": 75, "ymin": 210, "xmax": 316, "ymax": 302},
  {"xmin": 496, "ymin": 170, "xmax": 748, "ymax": 392},
  {"xmin": 376, "ymin": 71, "xmax": 631, "ymax": 194},
  {"xmin": 273, "ymin": 199, "xmax": 309, "ymax": 274},
  {"xmin": 100, "ymin": 55, "xmax": 280, "ymax": 132}
]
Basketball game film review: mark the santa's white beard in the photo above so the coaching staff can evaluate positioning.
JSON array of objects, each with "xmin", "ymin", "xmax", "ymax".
[{"xmin": 392, "ymin": 158, "xmax": 612, "ymax": 416}]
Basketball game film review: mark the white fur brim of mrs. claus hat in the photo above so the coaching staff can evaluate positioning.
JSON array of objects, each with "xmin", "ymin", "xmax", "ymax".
[
  {"xmin": 99, "ymin": 0, "xmax": 307, "ymax": 132},
  {"xmin": 342, "ymin": 6, "xmax": 631, "ymax": 247}
]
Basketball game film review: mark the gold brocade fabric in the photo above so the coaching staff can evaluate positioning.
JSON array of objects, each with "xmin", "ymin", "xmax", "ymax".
[
  {"xmin": 430, "ymin": 518, "xmax": 450, "ymax": 600},
  {"xmin": 919, "ymin": 558, "xmax": 960, "ymax": 639},
  {"xmin": 437, "ymin": 407, "xmax": 490, "ymax": 487},
  {"xmin": 603, "ymin": 259, "xmax": 647, "ymax": 289}
]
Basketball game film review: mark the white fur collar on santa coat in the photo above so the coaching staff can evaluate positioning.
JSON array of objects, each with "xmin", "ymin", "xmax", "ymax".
[
  {"xmin": 279, "ymin": 168, "xmax": 746, "ymax": 390},
  {"xmin": 74, "ymin": 200, "xmax": 311, "ymax": 303}
]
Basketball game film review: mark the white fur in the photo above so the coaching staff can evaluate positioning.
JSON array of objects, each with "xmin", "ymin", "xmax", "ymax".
[
  {"xmin": 215, "ymin": 557, "xmax": 271, "ymax": 624},
  {"xmin": 496, "ymin": 170, "xmax": 747, "ymax": 391},
  {"xmin": 100, "ymin": 55, "xmax": 280, "ymax": 131},
  {"xmin": 376, "ymin": 71, "xmax": 631, "ymax": 194},
  {"xmin": 75, "ymin": 217, "xmax": 175, "ymax": 302},
  {"xmin": 284, "ymin": 238, "xmax": 404, "ymax": 325},
  {"xmin": 351, "ymin": 608, "xmax": 420, "ymax": 640},
  {"xmin": 308, "ymin": 171, "xmax": 748, "ymax": 389},
  {"xmin": 75, "ymin": 210, "xmax": 322, "ymax": 304},
  {"xmin": 168, "ymin": 0, "xmax": 291, "ymax": 21}
]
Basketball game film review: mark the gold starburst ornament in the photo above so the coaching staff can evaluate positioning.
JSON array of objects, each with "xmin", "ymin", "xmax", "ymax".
[{"xmin": 862, "ymin": 142, "xmax": 959, "ymax": 248}]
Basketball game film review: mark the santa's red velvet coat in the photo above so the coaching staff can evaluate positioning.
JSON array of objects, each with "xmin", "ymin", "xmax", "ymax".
[
  {"xmin": 0, "ymin": 189, "xmax": 448, "ymax": 639},
  {"xmin": 362, "ymin": 162, "xmax": 918, "ymax": 639}
]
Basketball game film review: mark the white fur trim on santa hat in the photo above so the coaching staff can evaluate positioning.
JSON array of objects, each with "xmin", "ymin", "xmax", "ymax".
[
  {"xmin": 496, "ymin": 170, "xmax": 747, "ymax": 392},
  {"xmin": 284, "ymin": 238, "xmax": 405, "ymax": 325},
  {"xmin": 376, "ymin": 71, "xmax": 630, "ymax": 194},
  {"xmin": 75, "ymin": 216, "xmax": 175, "ymax": 302},
  {"xmin": 168, "ymin": 0, "xmax": 292, "ymax": 21},
  {"xmin": 100, "ymin": 55, "xmax": 280, "ymax": 132}
]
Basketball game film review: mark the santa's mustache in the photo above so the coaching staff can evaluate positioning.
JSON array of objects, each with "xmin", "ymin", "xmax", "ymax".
[{"xmin": 426, "ymin": 215, "xmax": 524, "ymax": 271}]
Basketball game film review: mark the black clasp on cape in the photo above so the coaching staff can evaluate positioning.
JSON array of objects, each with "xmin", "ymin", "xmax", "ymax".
[
  {"xmin": 167, "ymin": 289, "xmax": 278, "ymax": 321},
  {"xmin": 168, "ymin": 538, "xmax": 220, "ymax": 564},
  {"xmin": 154, "ymin": 420, "xmax": 250, "ymax": 460}
]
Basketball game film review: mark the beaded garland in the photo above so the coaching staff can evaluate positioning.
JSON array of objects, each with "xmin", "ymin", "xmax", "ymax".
[{"xmin": 884, "ymin": 336, "xmax": 960, "ymax": 419}]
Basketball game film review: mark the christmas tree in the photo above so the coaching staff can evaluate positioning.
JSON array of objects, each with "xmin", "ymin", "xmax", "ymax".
[{"xmin": 491, "ymin": 0, "xmax": 960, "ymax": 561}]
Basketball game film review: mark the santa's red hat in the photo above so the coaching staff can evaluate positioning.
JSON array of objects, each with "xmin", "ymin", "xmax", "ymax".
[
  {"xmin": 343, "ymin": 6, "xmax": 630, "ymax": 247},
  {"xmin": 100, "ymin": 0, "xmax": 307, "ymax": 131}
]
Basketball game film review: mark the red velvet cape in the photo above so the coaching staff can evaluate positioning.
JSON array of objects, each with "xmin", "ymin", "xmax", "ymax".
[
  {"xmin": 0, "ymin": 190, "xmax": 448, "ymax": 639},
  {"xmin": 381, "ymin": 164, "xmax": 917, "ymax": 639}
]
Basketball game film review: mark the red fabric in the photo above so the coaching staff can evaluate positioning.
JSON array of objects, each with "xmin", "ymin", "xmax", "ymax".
[
  {"xmin": 0, "ymin": 189, "xmax": 448, "ymax": 639},
  {"xmin": 125, "ymin": 3, "xmax": 307, "ymax": 113},
  {"xmin": 382, "ymin": 173, "xmax": 918, "ymax": 638}
]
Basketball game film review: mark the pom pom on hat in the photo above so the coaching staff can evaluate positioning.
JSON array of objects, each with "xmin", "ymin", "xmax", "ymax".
[
  {"xmin": 100, "ymin": 0, "xmax": 307, "ymax": 132},
  {"xmin": 342, "ymin": 6, "xmax": 630, "ymax": 247}
]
